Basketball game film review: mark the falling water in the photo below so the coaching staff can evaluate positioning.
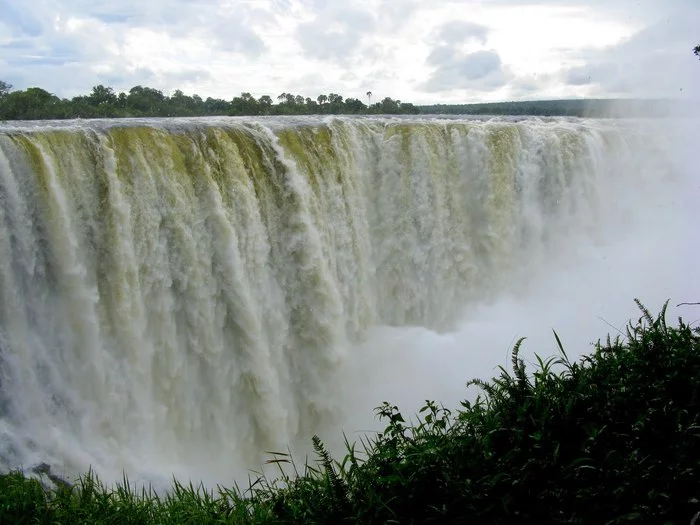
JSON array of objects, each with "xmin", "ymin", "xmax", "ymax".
[{"xmin": 0, "ymin": 116, "xmax": 694, "ymax": 487}]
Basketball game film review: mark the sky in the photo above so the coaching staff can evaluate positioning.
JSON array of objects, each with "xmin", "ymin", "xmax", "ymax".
[{"xmin": 0, "ymin": 0, "xmax": 699, "ymax": 104}]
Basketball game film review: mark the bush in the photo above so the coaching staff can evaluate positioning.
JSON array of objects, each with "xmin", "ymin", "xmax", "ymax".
[{"xmin": 1, "ymin": 300, "xmax": 698, "ymax": 524}]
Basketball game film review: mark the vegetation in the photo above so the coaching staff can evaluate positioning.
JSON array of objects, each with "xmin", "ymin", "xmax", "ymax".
[
  {"xmin": 2, "ymin": 81, "xmax": 694, "ymax": 121},
  {"xmin": 418, "ymin": 98, "xmax": 690, "ymax": 118},
  {"xmin": 0, "ymin": 300, "xmax": 698, "ymax": 523},
  {"xmin": 0, "ymin": 82, "xmax": 419, "ymax": 120}
]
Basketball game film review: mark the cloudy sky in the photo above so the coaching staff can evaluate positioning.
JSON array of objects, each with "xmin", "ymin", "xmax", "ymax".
[{"xmin": 1, "ymin": 0, "xmax": 698, "ymax": 104}]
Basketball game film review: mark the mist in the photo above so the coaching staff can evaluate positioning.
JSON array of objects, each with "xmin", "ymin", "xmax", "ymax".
[
  {"xmin": 331, "ymin": 115, "xmax": 699, "ymax": 452},
  {"xmin": 0, "ymin": 115, "xmax": 697, "ymax": 493}
]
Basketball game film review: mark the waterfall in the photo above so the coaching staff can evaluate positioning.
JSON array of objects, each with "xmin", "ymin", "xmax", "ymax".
[{"xmin": 0, "ymin": 116, "xmax": 684, "ymax": 486}]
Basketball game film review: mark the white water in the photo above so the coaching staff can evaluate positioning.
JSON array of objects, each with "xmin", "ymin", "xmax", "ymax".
[{"xmin": 0, "ymin": 116, "xmax": 697, "ymax": 489}]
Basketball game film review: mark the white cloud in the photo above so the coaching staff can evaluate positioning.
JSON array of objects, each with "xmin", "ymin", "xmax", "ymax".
[
  {"xmin": 0, "ymin": 0, "xmax": 697, "ymax": 104},
  {"xmin": 433, "ymin": 21, "xmax": 489, "ymax": 45},
  {"xmin": 560, "ymin": 4, "xmax": 700, "ymax": 99},
  {"xmin": 296, "ymin": 6, "xmax": 376, "ymax": 62},
  {"xmin": 424, "ymin": 48, "xmax": 512, "ymax": 93}
]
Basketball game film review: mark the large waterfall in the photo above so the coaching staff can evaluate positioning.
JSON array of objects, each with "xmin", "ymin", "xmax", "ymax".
[{"xmin": 0, "ymin": 116, "xmax": 695, "ymax": 487}]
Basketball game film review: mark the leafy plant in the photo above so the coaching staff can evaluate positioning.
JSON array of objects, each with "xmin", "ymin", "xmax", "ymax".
[{"xmin": 1, "ymin": 301, "xmax": 698, "ymax": 524}]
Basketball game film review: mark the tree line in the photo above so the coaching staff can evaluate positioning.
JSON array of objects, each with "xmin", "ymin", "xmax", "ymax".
[
  {"xmin": 0, "ymin": 82, "xmax": 419, "ymax": 120},
  {"xmin": 418, "ymin": 98, "xmax": 692, "ymax": 118}
]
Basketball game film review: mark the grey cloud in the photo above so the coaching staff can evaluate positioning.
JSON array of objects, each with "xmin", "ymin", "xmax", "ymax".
[
  {"xmin": 511, "ymin": 81, "xmax": 540, "ymax": 96},
  {"xmin": 0, "ymin": 0, "xmax": 43, "ymax": 37},
  {"xmin": 270, "ymin": 0, "xmax": 294, "ymax": 12},
  {"xmin": 375, "ymin": 0, "xmax": 422, "ymax": 31},
  {"xmin": 566, "ymin": 69, "xmax": 591, "ymax": 86},
  {"xmin": 2, "ymin": 26, "xmax": 108, "ymax": 77},
  {"xmin": 565, "ymin": 63, "xmax": 619, "ymax": 86},
  {"xmin": 0, "ymin": 0, "xmax": 269, "ymax": 97},
  {"xmin": 509, "ymin": 74, "xmax": 555, "ymax": 98},
  {"xmin": 1, "ymin": 39, "xmax": 36, "ymax": 50},
  {"xmin": 427, "ymin": 45, "xmax": 458, "ymax": 66},
  {"xmin": 209, "ymin": 17, "xmax": 268, "ymax": 57},
  {"xmin": 422, "ymin": 18, "xmax": 502, "ymax": 94},
  {"xmin": 297, "ymin": 23, "xmax": 359, "ymax": 60},
  {"xmin": 424, "ymin": 49, "xmax": 512, "ymax": 92},
  {"xmin": 454, "ymin": 50, "xmax": 503, "ymax": 80},
  {"xmin": 5, "ymin": 57, "xmax": 212, "ymax": 98},
  {"xmin": 436, "ymin": 21, "xmax": 489, "ymax": 45},
  {"xmin": 296, "ymin": 7, "xmax": 375, "ymax": 61},
  {"xmin": 0, "ymin": 1, "xmax": 222, "ymax": 96},
  {"xmin": 340, "ymin": 71, "xmax": 357, "ymax": 82},
  {"xmin": 560, "ymin": 6, "xmax": 700, "ymax": 98},
  {"xmin": 99, "ymin": 67, "xmax": 212, "ymax": 90},
  {"xmin": 283, "ymin": 72, "xmax": 342, "ymax": 98},
  {"xmin": 297, "ymin": 0, "xmax": 419, "ymax": 28},
  {"xmin": 92, "ymin": 13, "xmax": 134, "ymax": 24},
  {"xmin": 6, "ymin": 54, "xmax": 75, "ymax": 67},
  {"xmin": 471, "ymin": 0, "xmax": 685, "ymax": 23},
  {"xmin": 15, "ymin": 0, "xmax": 269, "ymax": 55}
]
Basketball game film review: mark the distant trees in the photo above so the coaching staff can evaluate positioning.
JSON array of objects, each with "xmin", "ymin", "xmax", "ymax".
[
  {"xmin": 88, "ymin": 85, "xmax": 118, "ymax": 107},
  {"xmin": 418, "ymin": 99, "xmax": 682, "ymax": 118},
  {"xmin": 0, "ymin": 80, "xmax": 12, "ymax": 98},
  {"xmin": 258, "ymin": 95, "xmax": 273, "ymax": 115},
  {"xmin": 695, "ymin": 45, "xmax": 700, "ymax": 59},
  {"xmin": 0, "ymin": 81, "xmax": 420, "ymax": 120},
  {"xmin": 230, "ymin": 92, "xmax": 260, "ymax": 115},
  {"xmin": 0, "ymin": 87, "xmax": 65, "ymax": 119}
]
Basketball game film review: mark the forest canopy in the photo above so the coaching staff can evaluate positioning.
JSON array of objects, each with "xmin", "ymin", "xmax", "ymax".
[
  {"xmin": 1, "ymin": 80, "xmax": 695, "ymax": 121},
  {"xmin": 0, "ymin": 83, "xmax": 418, "ymax": 120}
]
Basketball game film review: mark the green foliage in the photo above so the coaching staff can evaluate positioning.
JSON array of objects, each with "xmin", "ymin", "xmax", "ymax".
[
  {"xmin": 418, "ymin": 98, "xmax": 685, "ymax": 118},
  {"xmin": 0, "ymin": 87, "xmax": 67, "ymax": 119},
  {"xmin": 1, "ymin": 301, "xmax": 698, "ymax": 523},
  {"xmin": 0, "ymin": 81, "xmax": 419, "ymax": 120},
  {"xmin": 0, "ymin": 80, "xmax": 12, "ymax": 98}
]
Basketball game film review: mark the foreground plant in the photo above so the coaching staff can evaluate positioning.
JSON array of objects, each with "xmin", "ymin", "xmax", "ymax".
[{"xmin": 1, "ymin": 300, "xmax": 698, "ymax": 524}]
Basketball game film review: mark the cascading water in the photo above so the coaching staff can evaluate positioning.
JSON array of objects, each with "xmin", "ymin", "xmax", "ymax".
[{"xmin": 0, "ymin": 115, "xmax": 694, "ymax": 487}]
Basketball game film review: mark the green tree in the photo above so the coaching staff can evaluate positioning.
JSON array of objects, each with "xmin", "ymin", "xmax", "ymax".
[
  {"xmin": 0, "ymin": 80, "xmax": 12, "ymax": 98},
  {"xmin": 230, "ymin": 92, "xmax": 260, "ymax": 115},
  {"xmin": 88, "ymin": 85, "xmax": 117, "ymax": 107},
  {"xmin": 204, "ymin": 97, "xmax": 230, "ymax": 115},
  {"xmin": 328, "ymin": 93, "xmax": 343, "ymax": 104},
  {"xmin": 0, "ymin": 81, "xmax": 420, "ymax": 119},
  {"xmin": 379, "ymin": 96, "xmax": 400, "ymax": 114},
  {"xmin": 327, "ymin": 93, "xmax": 344, "ymax": 114},
  {"xmin": 255, "ymin": 95, "xmax": 271, "ymax": 115},
  {"xmin": 126, "ymin": 86, "xmax": 166, "ymax": 115},
  {"xmin": 399, "ymin": 102, "xmax": 419, "ymax": 114},
  {"xmin": 168, "ymin": 90, "xmax": 204, "ymax": 116},
  {"xmin": 116, "ymin": 92, "xmax": 127, "ymax": 109},
  {"xmin": 0, "ymin": 87, "xmax": 64, "ymax": 119},
  {"xmin": 344, "ymin": 98, "xmax": 366, "ymax": 113},
  {"xmin": 305, "ymin": 97, "xmax": 319, "ymax": 113}
]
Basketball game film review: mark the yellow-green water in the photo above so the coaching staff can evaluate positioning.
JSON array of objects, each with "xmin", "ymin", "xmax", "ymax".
[{"xmin": 0, "ymin": 115, "xmax": 686, "ymax": 487}]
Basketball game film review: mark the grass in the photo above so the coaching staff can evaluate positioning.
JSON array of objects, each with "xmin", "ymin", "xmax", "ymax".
[{"xmin": 1, "ymin": 300, "xmax": 699, "ymax": 524}]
